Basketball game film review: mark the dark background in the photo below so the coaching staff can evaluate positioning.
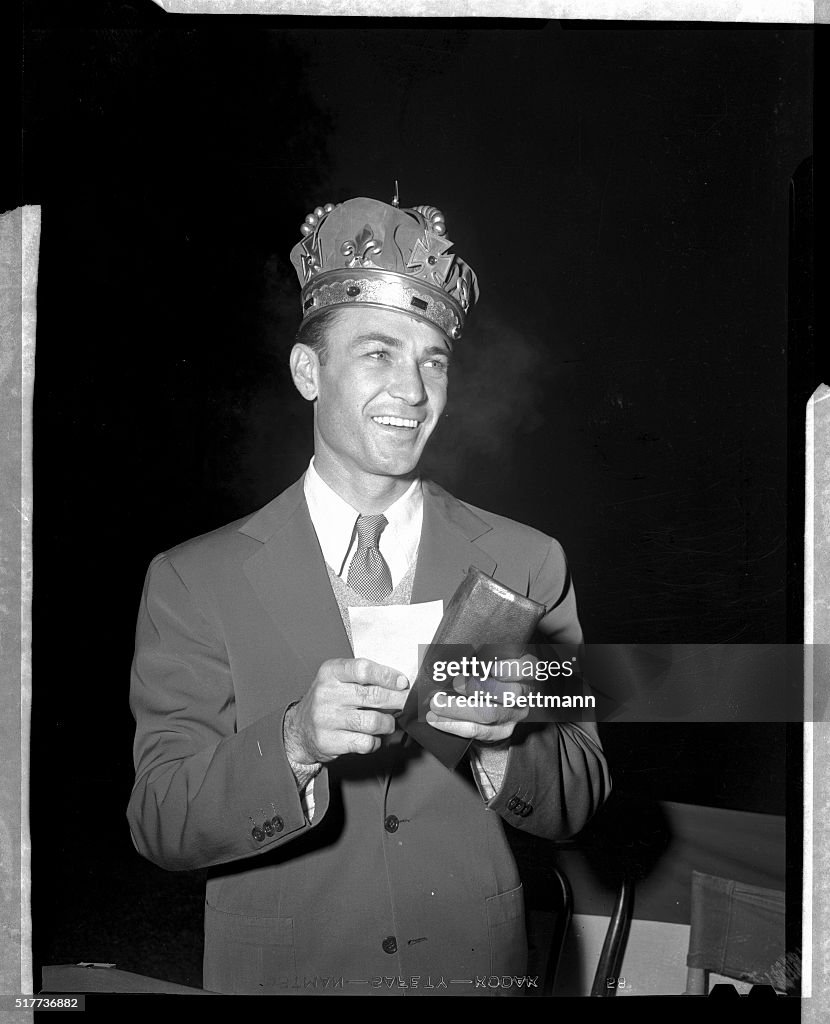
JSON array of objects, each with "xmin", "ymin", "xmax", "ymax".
[{"xmin": 19, "ymin": 1, "xmax": 814, "ymax": 991}]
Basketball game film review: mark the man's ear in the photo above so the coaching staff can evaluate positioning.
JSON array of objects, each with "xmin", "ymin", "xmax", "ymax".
[{"xmin": 289, "ymin": 343, "xmax": 319, "ymax": 401}]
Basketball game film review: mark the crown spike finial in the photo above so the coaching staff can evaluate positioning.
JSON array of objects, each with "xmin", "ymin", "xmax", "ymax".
[{"xmin": 392, "ymin": 180, "xmax": 400, "ymax": 208}]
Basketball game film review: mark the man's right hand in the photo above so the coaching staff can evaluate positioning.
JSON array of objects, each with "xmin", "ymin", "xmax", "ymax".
[{"xmin": 283, "ymin": 658, "xmax": 409, "ymax": 766}]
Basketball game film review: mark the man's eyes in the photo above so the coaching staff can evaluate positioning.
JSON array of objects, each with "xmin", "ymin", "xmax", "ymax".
[{"xmin": 363, "ymin": 350, "xmax": 448, "ymax": 372}]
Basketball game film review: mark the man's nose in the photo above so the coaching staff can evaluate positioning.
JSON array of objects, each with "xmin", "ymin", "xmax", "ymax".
[{"xmin": 388, "ymin": 361, "xmax": 427, "ymax": 405}]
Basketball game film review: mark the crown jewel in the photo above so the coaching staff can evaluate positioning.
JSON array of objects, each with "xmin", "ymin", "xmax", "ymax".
[{"xmin": 289, "ymin": 197, "xmax": 479, "ymax": 342}]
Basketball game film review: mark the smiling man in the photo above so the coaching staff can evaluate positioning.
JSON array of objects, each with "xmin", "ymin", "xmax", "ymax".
[{"xmin": 127, "ymin": 197, "xmax": 610, "ymax": 996}]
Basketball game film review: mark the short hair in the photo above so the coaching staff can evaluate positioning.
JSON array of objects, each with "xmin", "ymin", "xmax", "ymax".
[{"xmin": 293, "ymin": 307, "xmax": 345, "ymax": 365}]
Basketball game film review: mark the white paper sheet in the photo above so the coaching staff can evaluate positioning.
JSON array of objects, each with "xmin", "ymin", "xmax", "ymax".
[{"xmin": 348, "ymin": 601, "xmax": 444, "ymax": 689}]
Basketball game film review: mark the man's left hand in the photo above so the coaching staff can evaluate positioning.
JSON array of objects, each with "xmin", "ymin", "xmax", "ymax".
[{"xmin": 425, "ymin": 654, "xmax": 535, "ymax": 744}]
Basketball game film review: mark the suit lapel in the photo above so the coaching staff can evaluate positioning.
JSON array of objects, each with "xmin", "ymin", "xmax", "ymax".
[
  {"xmin": 387, "ymin": 482, "xmax": 497, "ymax": 776},
  {"xmin": 412, "ymin": 480, "xmax": 497, "ymax": 605},
  {"xmin": 240, "ymin": 479, "xmax": 353, "ymax": 677}
]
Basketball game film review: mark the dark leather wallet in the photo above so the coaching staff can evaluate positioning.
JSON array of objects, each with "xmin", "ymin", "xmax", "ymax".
[{"xmin": 397, "ymin": 567, "xmax": 546, "ymax": 770}]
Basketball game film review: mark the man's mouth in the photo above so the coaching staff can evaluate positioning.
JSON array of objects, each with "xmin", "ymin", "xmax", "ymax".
[{"xmin": 371, "ymin": 415, "xmax": 420, "ymax": 430}]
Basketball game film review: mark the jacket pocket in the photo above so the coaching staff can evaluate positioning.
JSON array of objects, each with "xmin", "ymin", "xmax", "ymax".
[
  {"xmin": 485, "ymin": 883, "xmax": 528, "ymax": 978},
  {"xmin": 203, "ymin": 901, "xmax": 297, "ymax": 994}
]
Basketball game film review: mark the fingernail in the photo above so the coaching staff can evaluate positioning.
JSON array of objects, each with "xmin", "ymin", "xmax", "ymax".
[{"xmin": 397, "ymin": 675, "xmax": 408, "ymax": 689}]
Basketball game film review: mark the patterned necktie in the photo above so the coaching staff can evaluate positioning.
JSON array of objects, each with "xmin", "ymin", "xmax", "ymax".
[{"xmin": 347, "ymin": 514, "xmax": 393, "ymax": 602}]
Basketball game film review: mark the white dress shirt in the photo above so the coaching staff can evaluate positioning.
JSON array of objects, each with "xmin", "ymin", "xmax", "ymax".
[{"xmin": 292, "ymin": 459, "xmax": 506, "ymax": 818}]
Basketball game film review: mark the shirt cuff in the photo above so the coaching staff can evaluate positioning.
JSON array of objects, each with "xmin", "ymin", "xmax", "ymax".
[
  {"xmin": 301, "ymin": 775, "xmax": 316, "ymax": 822},
  {"xmin": 469, "ymin": 741, "xmax": 510, "ymax": 802},
  {"xmin": 287, "ymin": 756, "xmax": 321, "ymax": 822}
]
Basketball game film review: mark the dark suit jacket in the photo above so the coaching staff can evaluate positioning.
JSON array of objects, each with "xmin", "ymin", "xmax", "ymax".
[{"xmin": 127, "ymin": 477, "xmax": 610, "ymax": 993}]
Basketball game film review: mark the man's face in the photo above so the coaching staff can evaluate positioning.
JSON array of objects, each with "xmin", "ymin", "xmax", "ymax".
[{"xmin": 298, "ymin": 307, "xmax": 451, "ymax": 486}]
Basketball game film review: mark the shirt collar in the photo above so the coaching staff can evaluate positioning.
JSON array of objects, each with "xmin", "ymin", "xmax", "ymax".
[{"xmin": 303, "ymin": 458, "xmax": 423, "ymax": 580}]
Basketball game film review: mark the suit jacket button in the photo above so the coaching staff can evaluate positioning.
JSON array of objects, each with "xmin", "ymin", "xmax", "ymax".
[
  {"xmin": 514, "ymin": 798, "xmax": 526, "ymax": 815},
  {"xmin": 251, "ymin": 827, "xmax": 265, "ymax": 842},
  {"xmin": 263, "ymin": 819, "xmax": 274, "ymax": 837},
  {"xmin": 384, "ymin": 815, "xmax": 399, "ymax": 833},
  {"xmin": 521, "ymin": 803, "xmax": 533, "ymax": 817},
  {"xmin": 272, "ymin": 816, "xmax": 284, "ymax": 832},
  {"xmin": 382, "ymin": 936, "xmax": 397, "ymax": 954},
  {"xmin": 507, "ymin": 796, "xmax": 519, "ymax": 811}
]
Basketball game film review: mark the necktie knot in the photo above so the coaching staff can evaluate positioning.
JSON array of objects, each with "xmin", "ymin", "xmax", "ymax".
[{"xmin": 355, "ymin": 513, "xmax": 388, "ymax": 550}]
